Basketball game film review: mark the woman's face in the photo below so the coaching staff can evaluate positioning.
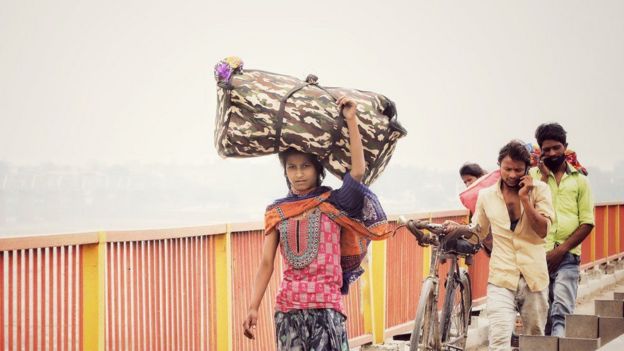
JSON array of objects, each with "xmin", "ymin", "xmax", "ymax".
[
  {"xmin": 461, "ymin": 174, "xmax": 479, "ymax": 187},
  {"xmin": 285, "ymin": 153, "xmax": 318, "ymax": 194}
]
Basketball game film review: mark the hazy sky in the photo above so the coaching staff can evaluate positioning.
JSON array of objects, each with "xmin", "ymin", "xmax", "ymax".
[{"xmin": 2, "ymin": 0, "xmax": 623, "ymax": 173}]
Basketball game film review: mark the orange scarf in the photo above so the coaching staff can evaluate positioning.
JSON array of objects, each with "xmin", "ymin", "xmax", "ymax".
[{"xmin": 264, "ymin": 191, "xmax": 395, "ymax": 293}]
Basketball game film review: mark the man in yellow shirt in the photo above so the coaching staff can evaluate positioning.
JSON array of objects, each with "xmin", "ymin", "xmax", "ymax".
[
  {"xmin": 530, "ymin": 123, "xmax": 595, "ymax": 337},
  {"xmin": 469, "ymin": 140, "xmax": 555, "ymax": 351}
]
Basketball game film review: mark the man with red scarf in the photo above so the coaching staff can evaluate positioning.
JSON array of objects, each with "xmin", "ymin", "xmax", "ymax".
[{"xmin": 530, "ymin": 122, "xmax": 595, "ymax": 337}]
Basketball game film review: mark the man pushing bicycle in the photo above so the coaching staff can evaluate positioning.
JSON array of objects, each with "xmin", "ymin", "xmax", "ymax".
[{"xmin": 445, "ymin": 140, "xmax": 555, "ymax": 351}]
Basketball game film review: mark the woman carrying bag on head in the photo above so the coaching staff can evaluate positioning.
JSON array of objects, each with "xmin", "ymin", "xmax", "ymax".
[{"xmin": 242, "ymin": 96, "xmax": 394, "ymax": 351}]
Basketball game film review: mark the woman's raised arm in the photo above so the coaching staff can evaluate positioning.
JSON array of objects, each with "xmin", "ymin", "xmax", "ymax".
[{"xmin": 337, "ymin": 96, "xmax": 365, "ymax": 182}]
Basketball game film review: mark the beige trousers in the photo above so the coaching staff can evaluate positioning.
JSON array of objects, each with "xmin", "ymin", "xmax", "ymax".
[{"xmin": 486, "ymin": 277, "xmax": 548, "ymax": 351}]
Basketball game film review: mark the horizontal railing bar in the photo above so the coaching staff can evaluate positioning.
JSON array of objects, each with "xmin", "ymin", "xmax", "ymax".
[
  {"xmin": 388, "ymin": 209, "xmax": 469, "ymax": 222},
  {"xmin": 349, "ymin": 334, "xmax": 374, "ymax": 348},
  {"xmin": 1, "ymin": 202, "xmax": 620, "ymax": 249},
  {"xmin": 0, "ymin": 232, "xmax": 99, "ymax": 251},
  {"xmin": 595, "ymin": 201, "xmax": 623, "ymax": 207},
  {"xmin": 105, "ymin": 224, "xmax": 227, "ymax": 242}
]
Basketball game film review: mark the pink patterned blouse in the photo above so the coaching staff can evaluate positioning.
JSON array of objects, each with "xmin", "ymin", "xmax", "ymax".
[{"xmin": 274, "ymin": 208, "xmax": 345, "ymax": 315}]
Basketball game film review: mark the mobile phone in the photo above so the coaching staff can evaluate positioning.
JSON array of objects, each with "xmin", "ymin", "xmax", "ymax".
[{"xmin": 519, "ymin": 166, "xmax": 529, "ymax": 188}]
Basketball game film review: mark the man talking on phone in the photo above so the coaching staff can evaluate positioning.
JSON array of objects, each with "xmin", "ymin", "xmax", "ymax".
[
  {"xmin": 448, "ymin": 140, "xmax": 554, "ymax": 350},
  {"xmin": 530, "ymin": 123, "xmax": 595, "ymax": 337}
]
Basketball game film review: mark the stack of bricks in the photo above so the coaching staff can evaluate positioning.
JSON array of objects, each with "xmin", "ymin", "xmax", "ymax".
[{"xmin": 519, "ymin": 292, "xmax": 624, "ymax": 351}]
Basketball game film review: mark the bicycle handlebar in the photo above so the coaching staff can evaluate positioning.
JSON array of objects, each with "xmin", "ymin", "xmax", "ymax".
[
  {"xmin": 397, "ymin": 216, "xmax": 481, "ymax": 248},
  {"xmin": 410, "ymin": 221, "xmax": 445, "ymax": 233}
]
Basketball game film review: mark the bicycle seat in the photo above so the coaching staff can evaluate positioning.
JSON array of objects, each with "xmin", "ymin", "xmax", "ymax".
[
  {"xmin": 445, "ymin": 225, "xmax": 478, "ymax": 242},
  {"xmin": 442, "ymin": 237, "xmax": 480, "ymax": 256}
]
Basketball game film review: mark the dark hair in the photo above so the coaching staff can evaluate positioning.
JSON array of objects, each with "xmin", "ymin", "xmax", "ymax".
[
  {"xmin": 459, "ymin": 163, "xmax": 486, "ymax": 178},
  {"xmin": 535, "ymin": 123, "xmax": 567, "ymax": 148},
  {"xmin": 278, "ymin": 148, "xmax": 326, "ymax": 187},
  {"xmin": 498, "ymin": 140, "xmax": 531, "ymax": 169}
]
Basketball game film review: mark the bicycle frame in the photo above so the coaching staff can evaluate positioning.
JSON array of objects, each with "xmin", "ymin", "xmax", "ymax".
[
  {"xmin": 402, "ymin": 218, "xmax": 479, "ymax": 351},
  {"xmin": 422, "ymin": 244, "xmax": 466, "ymax": 350},
  {"xmin": 427, "ymin": 244, "xmax": 463, "ymax": 282}
]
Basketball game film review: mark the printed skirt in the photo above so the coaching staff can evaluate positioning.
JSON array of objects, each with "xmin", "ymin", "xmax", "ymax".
[{"xmin": 274, "ymin": 309, "xmax": 349, "ymax": 351}]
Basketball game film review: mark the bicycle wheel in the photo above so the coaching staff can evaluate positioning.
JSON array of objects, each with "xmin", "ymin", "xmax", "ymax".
[
  {"xmin": 410, "ymin": 278, "xmax": 438, "ymax": 351},
  {"xmin": 440, "ymin": 270, "xmax": 471, "ymax": 350}
]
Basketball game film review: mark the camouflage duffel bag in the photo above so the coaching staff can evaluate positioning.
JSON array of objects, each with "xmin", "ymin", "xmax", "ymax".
[{"xmin": 213, "ymin": 57, "xmax": 407, "ymax": 185}]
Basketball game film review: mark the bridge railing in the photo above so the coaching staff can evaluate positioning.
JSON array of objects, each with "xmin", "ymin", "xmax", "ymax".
[{"xmin": 1, "ymin": 203, "xmax": 621, "ymax": 350}]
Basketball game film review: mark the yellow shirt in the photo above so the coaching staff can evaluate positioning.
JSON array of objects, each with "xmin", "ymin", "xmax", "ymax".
[
  {"xmin": 530, "ymin": 164, "xmax": 595, "ymax": 256},
  {"xmin": 472, "ymin": 179, "xmax": 554, "ymax": 292}
]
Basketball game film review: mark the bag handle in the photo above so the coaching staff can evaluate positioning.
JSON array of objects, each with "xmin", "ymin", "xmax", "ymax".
[
  {"xmin": 274, "ymin": 74, "xmax": 344, "ymax": 153},
  {"xmin": 304, "ymin": 76, "xmax": 346, "ymax": 154}
]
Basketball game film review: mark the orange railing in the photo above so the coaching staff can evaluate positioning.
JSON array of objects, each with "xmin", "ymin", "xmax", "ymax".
[
  {"xmin": 0, "ymin": 203, "xmax": 622, "ymax": 350},
  {"xmin": 0, "ymin": 233, "xmax": 98, "ymax": 351}
]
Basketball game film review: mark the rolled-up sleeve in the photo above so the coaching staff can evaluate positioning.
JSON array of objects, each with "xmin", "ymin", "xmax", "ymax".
[
  {"xmin": 534, "ymin": 182, "xmax": 555, "ymax": 234},
  {"xmin": 328, "ymin": 173, "xmax": 366, "ymax": 218},
  {"xmin": 577, "ymin": 176, "xmax": 595, "ymax": 226},
  {"xmin": 471, "ymin": 193, "xmax": 491, "ymax": 241}
]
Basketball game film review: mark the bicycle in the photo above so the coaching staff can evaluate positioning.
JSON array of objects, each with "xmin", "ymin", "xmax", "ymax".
[{"xmin": 397, "ymin": 216, "xmax": 482, "ymax": 351}]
